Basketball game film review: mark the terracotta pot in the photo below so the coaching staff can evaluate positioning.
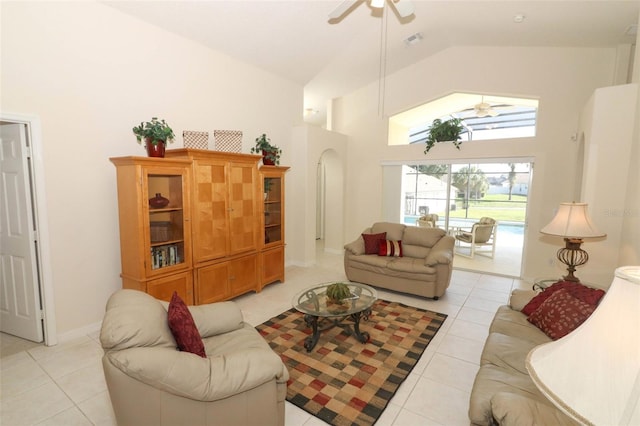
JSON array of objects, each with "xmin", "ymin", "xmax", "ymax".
[
  {"xmin": 145, "ymin": 138, "xmax": 166, "ymax": 158},
  {"xmin": 261, "ymin": 149, "xmax": 276, "ymax": 165}
]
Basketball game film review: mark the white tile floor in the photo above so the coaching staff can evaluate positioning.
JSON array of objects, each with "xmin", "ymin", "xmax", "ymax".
[{"xmin": 0, "ymin": 248, "xmax": 530, "ymax": 426}]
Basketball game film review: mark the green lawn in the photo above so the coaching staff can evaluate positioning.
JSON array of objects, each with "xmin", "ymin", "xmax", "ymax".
[{"xmin": 441, "ymin": 194, "xmax": 527, "ymax": 222}]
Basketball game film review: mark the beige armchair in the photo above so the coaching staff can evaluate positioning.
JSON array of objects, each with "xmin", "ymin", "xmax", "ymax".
[
  {"xmin": 454, "ymin": 217, "xmax": 497, "ymax": 259},
  {"xmin": 416, "ymin": 213, "xmax": 439, "ymax": 228},
  {"xmin": 100, "ymin": 289, "xmax": 289, "ymax": 426}
]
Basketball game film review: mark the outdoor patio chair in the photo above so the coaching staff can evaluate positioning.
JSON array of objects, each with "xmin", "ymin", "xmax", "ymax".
[
  {"xmin": 416, "ymin": 214, "xmax": 439, "ymax": 228},
  {"xmin": 454, "ymin": 217, "xmax": 497, "ymax": 259}
]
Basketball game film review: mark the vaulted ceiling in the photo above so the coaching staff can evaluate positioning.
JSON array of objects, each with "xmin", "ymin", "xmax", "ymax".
[{"xmin": 105, "ymin": 1, "xmax": 639, "ymax": 125}]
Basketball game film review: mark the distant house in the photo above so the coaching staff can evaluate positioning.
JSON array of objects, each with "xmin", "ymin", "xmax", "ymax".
[{"xmin": 488, "ymin": 173, "xmax": 529, "ymax": 196}]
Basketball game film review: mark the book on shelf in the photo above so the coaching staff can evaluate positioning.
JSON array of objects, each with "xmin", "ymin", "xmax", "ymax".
[{"xmin": 150, "ymin": 244, "xmax": 181, "ymax": 269}]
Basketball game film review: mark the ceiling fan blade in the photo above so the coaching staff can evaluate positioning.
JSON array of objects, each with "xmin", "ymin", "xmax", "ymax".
[
  {"xmin": 391, "ymin": 0, "xmax": 414, "ymax": 18},
  {"xmin": 328, "ymin": 0, "xmax": 359, "ymax": 19}
]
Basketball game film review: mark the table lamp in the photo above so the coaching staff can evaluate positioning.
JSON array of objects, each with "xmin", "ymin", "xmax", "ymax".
[
  {"xmin": 540, "ymin": 202, "xmax": 606, "ymax": 282},
  {"xmin": 526, "ymin": 266, "xmax": 640, "ymax": 425}
]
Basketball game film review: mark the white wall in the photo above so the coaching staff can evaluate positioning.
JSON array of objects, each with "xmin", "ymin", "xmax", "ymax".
[
  {"xmin": 618, "ymin": 17, "xmax": 640, "ymax": 267},
  {"xmin": 578, "ymin": 84, "xmax": 637, "ymax": 284},
  {"xmin": 1, "ymin": 1, "xmax": 302, "ymax": 337},
  {"xmin": 289, "ymin": 125, "xmax": 347, "ymax": 266},
  {"xmin": 332, "ymin": 45, "xmax": 622, "ymax": 284}
]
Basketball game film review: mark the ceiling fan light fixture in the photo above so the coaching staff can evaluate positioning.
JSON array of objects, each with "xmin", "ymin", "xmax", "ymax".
[{"xmin": 371, "ymin": 0, "xmax": 384, "ymax": 9}]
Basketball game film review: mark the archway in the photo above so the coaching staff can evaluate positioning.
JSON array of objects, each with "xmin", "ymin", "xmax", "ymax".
[{"xmin": 315, "ymin": 149, "xmax": 344, "ymax": 256}]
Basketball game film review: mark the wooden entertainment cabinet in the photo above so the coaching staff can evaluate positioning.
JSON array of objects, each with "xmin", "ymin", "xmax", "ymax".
[{"xmin": 110, "ymin": 149, "xmax": 288, "ymax": 305}]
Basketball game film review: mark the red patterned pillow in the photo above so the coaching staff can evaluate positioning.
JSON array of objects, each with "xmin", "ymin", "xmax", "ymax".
[
  {"xmin": 362, "ymin": 232, "xmax": 386, "ymax": 255},
  {"xmin": 379, "ymin": 240, "xmax": 403, "ymax": 257},
  {"xmin": 527, "ymin": 289, "xmax": 597, "ymax": 340},
  {"xmin": 521, "ymin": 280, "xmax": 604, "ymax": 316},
  {"xmin": 167, "ymin": 292, "xmax": 206, "ymax": 358}
]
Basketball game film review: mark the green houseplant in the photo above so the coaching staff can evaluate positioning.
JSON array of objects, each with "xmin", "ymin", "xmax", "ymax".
[
  {"xmin": 326, "ymin": 282, "xmax": 352, "ymax": 304},
  {"xmin": 132, "ymin": 117, "xmax": 175, "ymax": 157},
  {"xmin": 251, "ymin": 133, "xmax": 282, "ymax": 165},
  {"xmin": 423, "ymin": 118, "xmax": 464, "ymax": 154}
]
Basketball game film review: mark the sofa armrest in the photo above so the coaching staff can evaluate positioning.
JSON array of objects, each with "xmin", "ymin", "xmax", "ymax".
[
  {"xmin": 105, "ymin": 346, "xmax": 289, "ymax": 402},
  {"xmin": 344, "ymin": 237, "xmax": 365, "ymax": 255},
  {"xmin": 491, "ymin": 392, "xmax": 578, "ymax": 426},
  {"xmin": 509, "ymin": 289, "xmax": 537, "ymax": 311},
  {"xmin": 158, "ymin": 300, "xmax": 244, "ymax": 338},
  {"xmin": 425, "ymin": 235, "xmax": 454, "ymax": 266}
]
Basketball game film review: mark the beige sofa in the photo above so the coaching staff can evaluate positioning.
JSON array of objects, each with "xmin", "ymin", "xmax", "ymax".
[
  {"xmin": 468, "ymin": 289, "xmax": 577, "ymax": 426},
  {"xmin": 100, "ymin": 289, "xmax": 289, "ymax": 426},
  {"xmin": 343, "ymin": 222, "xmax": 454, "ymax": 299}
]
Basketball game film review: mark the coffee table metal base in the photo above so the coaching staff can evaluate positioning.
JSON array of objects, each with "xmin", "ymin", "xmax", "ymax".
[{"xmin": 303, "ymin": 309, "xmax": 372, "ymax": 352}]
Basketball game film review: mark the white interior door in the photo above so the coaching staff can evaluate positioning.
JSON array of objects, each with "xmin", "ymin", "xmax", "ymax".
[{"xmin": 0, "ymin": 123, "xmax": 43, "ymax": 342}]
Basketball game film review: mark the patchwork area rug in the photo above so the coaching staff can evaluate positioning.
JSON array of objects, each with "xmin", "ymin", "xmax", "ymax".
[{"xmin": 256, "ymin": 299, "xmax": 447, "ymax": 426}]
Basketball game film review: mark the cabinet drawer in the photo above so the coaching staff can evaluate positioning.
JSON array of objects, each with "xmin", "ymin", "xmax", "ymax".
[
  {"xmin": 146, "ymin": 272, "xmax": 193, "ymax": 304},
  {"xmin": 229, "ymin": 254, "xmax": 258, "ymax": 297},
  {"xmin": 195, "ymin": 262, "xmax": 230, "ymax": 304},
  {"xmin": 261, "ymin": 246, "xmax": 285, "ymax": 288}
]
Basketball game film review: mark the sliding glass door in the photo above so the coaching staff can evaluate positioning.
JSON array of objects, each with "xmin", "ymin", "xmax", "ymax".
[{"xmin": 401, "ymin": 161, "xmax": 531, "ymax": 276}]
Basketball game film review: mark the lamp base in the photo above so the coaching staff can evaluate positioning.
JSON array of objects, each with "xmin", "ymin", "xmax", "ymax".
[{"xmin": 557, "ymin": 238, "xmax": 588, "ymax": 282}]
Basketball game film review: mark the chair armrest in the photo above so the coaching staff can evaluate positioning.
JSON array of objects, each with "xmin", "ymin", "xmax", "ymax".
[
  {"xmin": 105, "ymin": 346, "xmax": 289, "ymax": 402},
  {"xmin": 425, "ymin": 235, "xmax": 455, "ymax": 266},
  {"xmin": 159, "ymin": 300, "xmax": 244, "ymax": 338},
  {"xmin": 344, "ymin": 237, "xmax": 365, "ymax": 255}
]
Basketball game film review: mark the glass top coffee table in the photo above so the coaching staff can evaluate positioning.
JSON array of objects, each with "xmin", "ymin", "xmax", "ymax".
[{"xmin": 292, "ymin": 282, "xmax": 377, "ymax": 352}]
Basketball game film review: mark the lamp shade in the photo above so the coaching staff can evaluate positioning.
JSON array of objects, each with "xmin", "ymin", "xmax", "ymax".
[
  {"xmin": 540, "ymin": 202, "xmax": 605, "ymax": 239},
  {"xmin": 526, "ymin": 266, "xmax": 640, "ymax": 425}
]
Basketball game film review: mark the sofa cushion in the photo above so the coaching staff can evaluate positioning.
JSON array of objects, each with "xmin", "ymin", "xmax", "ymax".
[
  {"xmin": 371, "ymin": 222, "xmax": 405, "ymax": 241},
  {"xmin": 527, "ymin": 289, "xmax": 596, "ymax": 340},
  {"xmin": 348, "ymin": 255, "xmax": 436, "ymax": 281},
  {"xmin": 469, "ymin": 364, "xmax": 547, "ymax": 426},
  {"xmin": 168, "ymin": 292, "xmax": 206, "ymax": 357},
  {"xmin": 480, "ymin": 333, "xmax": 539, "ymax": 374},
  {"xmin": 378, "ymin": 240, "xmax": 402, "ymax": 257},
  {"xmin": 362, "ymin": 232, "xmax": 386, "ymax": 254},
  {"xmin": 489, "ymin": 306, "xmax": 550, "ymax": 345},
  {"xmin": 403, "ymin": 226, "xmax": 446, "ymax": 246},
  {"xmin": 386, "ymin": 258, "xmax": 437, "ymax": 276}
]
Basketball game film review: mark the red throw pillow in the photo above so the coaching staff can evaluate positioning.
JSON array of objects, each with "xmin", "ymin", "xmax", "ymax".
[
  {"xmin": 527, "ymin": 289, "xmax": 597, "ymax": 340},
  {"xmin": 521, "ymin": 280, "xmax": 605, "ymax": 316},
  {"xmin": 167, "ymin": 291, "xmax": 206, "ymax": 358},
  {"xmin": 379, "ymin": 240, "xmax": 403, "ymax": 257},
  {"xmin": 362, "ymin": 232, "xmax": 386, "ymax": 255}
]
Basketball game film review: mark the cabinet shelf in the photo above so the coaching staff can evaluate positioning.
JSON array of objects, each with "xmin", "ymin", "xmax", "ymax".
[
  {"xmin": 150, "ymin": 239, "xmax": 184, "ymax": 247},
  {"xmin": 149, "ymin": 207, "xmax": 183, "ymax": 213}
]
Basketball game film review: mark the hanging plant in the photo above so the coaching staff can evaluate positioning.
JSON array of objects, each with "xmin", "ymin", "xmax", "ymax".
[{"xmin": 423, "ymin": 118, "xmax": 464, "ymax": 154}]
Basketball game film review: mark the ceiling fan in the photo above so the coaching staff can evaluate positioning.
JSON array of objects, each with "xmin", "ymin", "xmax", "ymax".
[
  {"xmin": 474, "ymin": 101, "xmax": 500, "ymax": 118},
  {"xmin": 328, "ymin": 0, "xmax": 415, "ymax": 20},
  {"xmin": 468, "ymin": 97, "xmax": 514, "ymax": 118}
]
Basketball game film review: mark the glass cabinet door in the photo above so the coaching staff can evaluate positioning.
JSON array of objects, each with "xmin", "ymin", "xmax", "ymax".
[
  {"xmin": 147, "ymin": 173, "xmax": 187, "ymax": 272},
  {"xmin": 263, "ymin": 176, "xmax": 282, "ymax": 245}
]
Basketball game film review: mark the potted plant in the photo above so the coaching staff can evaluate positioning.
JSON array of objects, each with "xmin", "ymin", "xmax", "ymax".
[
  {"xmin": 423, "ymin": 118, "xmax": 464, "ymax": 154},
  {"xmin": 251, "ymin": 133, "xmax": 282, "ymax": 165},
  {"xmin": 326, "ymin": 282, "xmax": 353, "ymax": 304},
  {"xmin": 133, "ymin": 117, "xmax": 175, "ymax": 158}
]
